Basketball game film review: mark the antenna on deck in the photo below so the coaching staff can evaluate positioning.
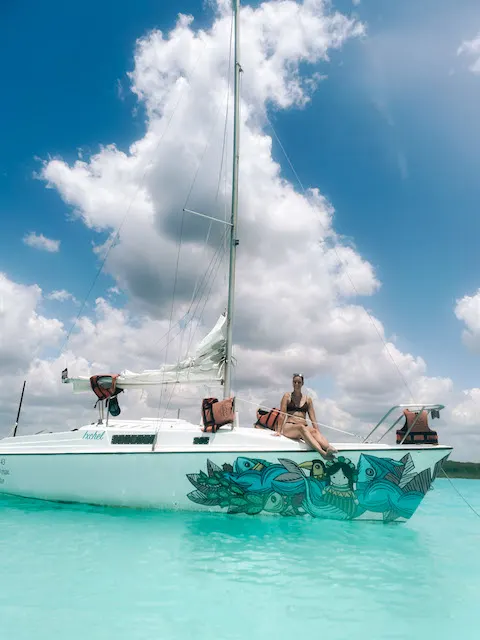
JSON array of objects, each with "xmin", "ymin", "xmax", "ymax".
[{"xmin": 13, "ymin": 380, "xmax": 26, "ymax": 438}]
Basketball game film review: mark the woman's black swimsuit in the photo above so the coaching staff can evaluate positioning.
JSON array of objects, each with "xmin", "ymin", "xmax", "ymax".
[{"xmin": 286, "ymin": 394, "xmax": 308, "ymax": 414}]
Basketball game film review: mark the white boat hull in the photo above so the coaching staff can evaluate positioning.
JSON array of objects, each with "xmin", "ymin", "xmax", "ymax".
[{"xmin": 0, "ymin": 420, "xmax": 452, "ymax": 522}]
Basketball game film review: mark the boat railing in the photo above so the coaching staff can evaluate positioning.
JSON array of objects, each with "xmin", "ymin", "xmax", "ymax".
[{"xmin": 363, "ymin": 403, "xmax": 445, "ymax": 444}]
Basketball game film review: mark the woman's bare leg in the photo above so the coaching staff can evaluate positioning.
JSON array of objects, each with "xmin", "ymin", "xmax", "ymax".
[
  {"xmin": 301, "ymin": 427, "xmax": 330, "ymax": 458},
  {"xmin": 282, "ymin": 422, "xmax": 328, "ymax": 457},
  {"xmin": 311, "ymin": 429, "xmax": 337, "ymax": 456}
]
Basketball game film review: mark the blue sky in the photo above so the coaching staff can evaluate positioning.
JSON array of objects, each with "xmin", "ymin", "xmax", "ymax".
[
  {"xmin": 1, "ymin": 0, "xmax": 480, "ymax": 395},
  {"xmin": 270, "ymin": 0, "xmax": 480, "ymax": 388}
]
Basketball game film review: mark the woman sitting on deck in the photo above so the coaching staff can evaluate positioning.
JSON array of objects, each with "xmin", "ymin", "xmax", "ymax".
[{"xmin": 276, "ymin": 374, "xmax": 337, "ymax": 459}]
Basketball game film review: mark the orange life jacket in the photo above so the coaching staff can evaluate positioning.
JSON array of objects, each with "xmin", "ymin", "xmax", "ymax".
[
  {"xmin": 396, "ymin": 409, "xmax": 438, "ymax": 445},
  {"xmin": 90, "ymin": 374, "xmax": 120, "ymax": 401},
  {"xmin": 201, "ymin": 397, "xmax": 235, "ymax": 433},
  {"xmin": 255, "ymin": 408, "xmax": 282, "ymax": 430}
]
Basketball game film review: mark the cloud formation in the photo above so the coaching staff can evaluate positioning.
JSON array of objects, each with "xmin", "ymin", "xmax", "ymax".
[
  {"xmin": 458, "ymin": 31, "xmax": 480, "ymax": 74},
  {"xmin": 23, "ymin": 232, "xmax": 60, "ymax": 253},
  {"xmin": 47, "ymin": 290, "xmax": 78, "ymax": 304},
  {"xmin": 455, "ymin": 289, "xmax": 480, "ymax": 351}
]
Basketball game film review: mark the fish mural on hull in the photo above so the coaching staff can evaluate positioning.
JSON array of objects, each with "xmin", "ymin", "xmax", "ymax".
[{"xmin": 186, "ymin": 453, "xmax": 450, "ymax": 521}]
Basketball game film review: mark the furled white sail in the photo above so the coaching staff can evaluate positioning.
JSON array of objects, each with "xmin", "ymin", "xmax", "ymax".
[{"xmin": 65, "ymin": 314, "xmax": 227, "ymax": 392}]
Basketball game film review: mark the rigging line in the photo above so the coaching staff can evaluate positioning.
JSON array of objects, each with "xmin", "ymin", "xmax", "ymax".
[
  {"xmin": 183, "ymin": 218, "xmax": 214, "ymax": 354},
  {"xmin": 160, "ymin": 239, "xmax": 229, "ymax": 421},
  {"xmin": 165, "ymin": 198, "xmax": 227, "ymax": 353},
  {"xmin": 175, "ymin": 9, "xmax": 233, "ymax": 358},
  {"xmin": 178, "ymin": 157, "xmax": 229, "ymax": 352},
  {"xmin": 178, "ymin": 12, "xmax": 234, "ymax": 356},
  {"xmin": 220, "ymin": 64, "xmax": 244, "ymax": 391},
  {"xmin": 234, "ymin": 396, "xmax": 364, "ymax": 440},
  {"xmin": 265, "ymin": 114, "xmax": 416, "ymax": 403},
  {"xmin": 181, "ymin": 182, "xmax": 225, "ymax": 352},
  {"xmin": 156, "ymin": 229, "xmax": 228, "ymax": 417},
  {"xmin": 184, "ymin": 232, "xmax": 229, "ymax": 356},
  {"xmin": 157, "ymin": 105, "xmax": 223, "ymax": 405},
  {"xmin": 182, "ymin": 95, "xmax": 231, "ymax": 211},
  {"xmin": 158, "ymin": 207, "xmax": 186, "ymax": 412},
  {"xmin": 160, "ymin": 236, "xmax": 229, "ymax": 420},
  {"xmin": 145, "ymin": 238, "xmax": 227, "ymax": 374},
  {"xmin": 215, "ymin": 10, "xmax": 234, "ymax": 204},
  {"xmin": 176, "ymin": 224, "xmax": 219, "ymax": 372},
  {"xmin": 440, "ymin": 467, "xmax": 480, "ymax": 519},
  {"xmin": 57, "ymin": 38, "xmax": 210, "ymax": 359},
  {"xmin": 158, "ymin": 16, "xmax": 235, "ymax": 404},
  {"xmin": 184, "ymin": 248, "xmax": 211, "ymax": 358},
  {"xmin": 221, "ymin": 75, "xmax": 231, "ymax": 277},
  {"xmin": 220, "ymin": 28, "xmax": 235, "ymax": 282},
  {"xmin": 179, "ymin": 215, "xmax": 219, "ymax": 360},
  {"xmin": 216, "ymin": 9, "xmax": 233, "ymax": 283},
  {"xmin": 182, "ymin": 9, "xmax": 234, "ymax": 213},
  {"xmin": 150, "ymin": 225, "xmax": 229, "ymax": 355}
]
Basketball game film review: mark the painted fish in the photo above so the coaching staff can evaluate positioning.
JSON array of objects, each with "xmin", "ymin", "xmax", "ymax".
[
  {"xmin": 233, "ymin": 457, "xmax": 272, "ymax": 473},
  {"xmin": 263, "ymin": 492, "xmax": 287, "ymax": 514},
  {"xmin": 356, "ymin": 454, "xmax": 432, "ymax": 521},
  {"xmin": 224, "ymin": 463, "xmax": 288, "ymax": 494}
]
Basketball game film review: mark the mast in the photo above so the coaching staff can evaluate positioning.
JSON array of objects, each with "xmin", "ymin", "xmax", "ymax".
[{"xmin": 223, "ymin": 0, "xmax": 241, "ymax": 399}]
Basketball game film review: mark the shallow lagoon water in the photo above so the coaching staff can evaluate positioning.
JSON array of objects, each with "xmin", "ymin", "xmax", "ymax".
[{"xmin": 0, "ymin": 479, "xmax": 478, "ymax": 639}]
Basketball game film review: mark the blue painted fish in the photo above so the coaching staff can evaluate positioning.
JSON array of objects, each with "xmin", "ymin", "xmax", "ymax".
[
  {"xmin": 233, "ymin": 457, "xmax": 272, "ymax": 474},
  {"xmin": 224, "ymin": 459, "xmax": 287, "ymax": 494},
  {"xmin": 263, "ymin": 491, "xmax": 288, "ymax": 514},
  {"xmin": 356, "ymin": 454, "xmax": 432, "ymax": 521}
]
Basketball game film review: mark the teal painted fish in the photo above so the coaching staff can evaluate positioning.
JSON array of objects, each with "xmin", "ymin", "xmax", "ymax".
[
  {"xmin": 234, "ymin": 457, "xmax": 272, "ymax": 473},
  {"xmin": 356, "ymin": 454, "xmax": 432, "ymax": 521}
]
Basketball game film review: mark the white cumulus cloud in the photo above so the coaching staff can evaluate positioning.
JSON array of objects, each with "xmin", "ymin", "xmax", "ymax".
[
  {"xmin": 23, "ymin": 232, "xmax": 60, "ymax": 253},
  {"xmin": 455, "ymin": 289, "xmax": 480, "ymax": 351},
  {"xmin": 457, "ymin": 31, "xmax": 480, "ymax": 74},
  {"xmin": 47, "ymin": 289, "xmax": 78, "ymax": 304}
]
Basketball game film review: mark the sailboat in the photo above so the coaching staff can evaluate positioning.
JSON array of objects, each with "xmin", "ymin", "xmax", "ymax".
[{"xmin": 0, "ymin": 0, "xmax": 452, "ymax": 521}]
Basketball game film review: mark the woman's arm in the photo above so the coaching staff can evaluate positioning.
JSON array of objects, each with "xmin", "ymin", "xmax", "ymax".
[
  {"xmin": 277, "ymin": 393, "xmax": 289, "ymax": 435},
  {"xmin": 307, "ymin": 396, "xmax": 320, "ymax": 430}
]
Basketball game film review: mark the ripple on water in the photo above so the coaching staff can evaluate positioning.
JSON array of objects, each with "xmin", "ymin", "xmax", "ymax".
[{"xmin": 0, "ymin": 480, "xmax": 478, "ymax": 639}]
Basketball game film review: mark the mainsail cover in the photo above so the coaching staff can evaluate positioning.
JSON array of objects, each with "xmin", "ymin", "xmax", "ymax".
[{"xmin": 65, "ymin": 314, "xmax": 227, "ymax": 393}]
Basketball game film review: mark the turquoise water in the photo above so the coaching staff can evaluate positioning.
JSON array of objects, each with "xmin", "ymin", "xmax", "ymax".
[{"xmin": 0, "ymin": 479, "xmax": 478, "ymax": 640}]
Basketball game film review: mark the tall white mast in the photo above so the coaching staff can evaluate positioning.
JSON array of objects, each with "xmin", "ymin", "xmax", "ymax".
[{"xmin": 223, "ymin": 0, "xmax": 241, "ymax": 399}]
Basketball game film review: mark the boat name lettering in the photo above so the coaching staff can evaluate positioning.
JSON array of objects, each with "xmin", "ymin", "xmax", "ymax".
[
  {"xmin": 0, "ymin": 458, "xmax": 5, "ymax": 465},
  {"xmin": 0, "ymin": 469, "xmax": 10, "ymax": 476},
  {"xmin": 82, "ymin": 431, "xmax": 105, "ymax": 440}
]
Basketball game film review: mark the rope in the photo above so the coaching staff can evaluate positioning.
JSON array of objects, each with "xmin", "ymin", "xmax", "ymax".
[
  {"xmin": 156, "ymin": 230, "xmax": 229, "ymax": 420},
  {"xmin": 215, "ymin": 12, "xmax": 234, "ymax": 205},
  {"xmin": 158, "ymin": 22, "xmax": 236, "ymax": 409},
  {"xmin": 156, "ymin": 9, "xmax": 235, "ymax": 417},
  {"xmin": 149, "ymin": 228, "xmax": 229, "ymax": 363},
  {"xmin": 158, "ymin": 206, "xmax": 186, "ymax": 409},
  {"xmin": 440, "ymin": 467, "xmax": 480, "ymax": 519},
  {"xmin": 265, "ymin": 114, "xmax": 416, "ymax": 404},
  {"xmin": 235, "ymin": 395, "xmax": 364, "ymax": 440}
]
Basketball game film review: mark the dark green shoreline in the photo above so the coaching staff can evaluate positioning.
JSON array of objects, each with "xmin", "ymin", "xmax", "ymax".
[{"xmin": 443, "ymin": 461, "xmax": 480, "ymax": 479}]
